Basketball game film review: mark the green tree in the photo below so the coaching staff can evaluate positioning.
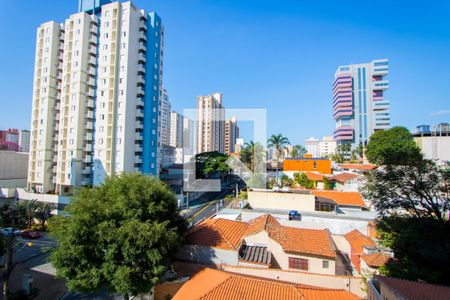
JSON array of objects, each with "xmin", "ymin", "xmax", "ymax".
[
  {"xmin": 323, "ymin": 176, "xmax": 334, "ymax": 190},
  {"xmin": 365, "ymin": 126, "xmax": 423, "ymax": 166},
  {"xmin": 14, "ymin": 199, "xmax": 39, "ymax": 228},
  {"xmin": 193, "ymin": 151, "xmax": 231, "ymax": 179},
  {"xmin": 376, "ymin": 216, "xmax": 450, "ymax": 286},
  {"xmin": 280, "ymin": 174, "xmax": 294, "ymax": 187},
  {"xmin": 240, "ymin": 141, "xmax": 266, "ymax": 172},
  {"xmin": 362, "ymin": 159, "xmax": 449, "ymax": 223},
  {"xmin": 331, "ymin": 143, "xmax": 351, "ymax": 163},
  {"xmin": 293, "ymin": 173, "xmax": 315, "ymax": 189},
  {"xmin": 35, "ymin": 202, "xmax": 55, "ymax": 231},
  {"xmin": 49, "ymin": 174, "xmax": 187, "ymax": 299},
  {"xmin": 291, "ymin": 145, "xmax": 307, "ymax": 158},
  {"xmin": 267, "ymin": 134, "xmax": 290, "ymax": 185}
]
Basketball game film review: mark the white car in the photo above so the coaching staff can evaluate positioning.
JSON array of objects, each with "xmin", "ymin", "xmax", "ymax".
[{"xmin": 0, "ymin": 227, "xmax": 22, "ymax": 237}]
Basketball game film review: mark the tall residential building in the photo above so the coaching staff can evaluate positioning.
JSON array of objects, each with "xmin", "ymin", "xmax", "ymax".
[
  {"xmin": 170, "ymin": 111, "xmax": 184, "ymax": 148},
  {"xmin": 159, "ymin": 88, "xmax": 171, "ymax": 146},
  {"xmin": 305, "ymin": 137, "xmax": 319, "ymax": 157},
  {"xmin": 333, "ymin": 59, "xmax": 390, "ymax": 149},
  {"xmin": 19, "ymin": 130, "xmax": 31, "ymax": 153},
  {"xmin": 196, "ymin": 92, "xmax": 225, "ymax": 154},
  {"xmin": 318, "ymin": 136, "xmax": 337, "ymax": 157},
  {"xmin": 224, "ymin": 117, "xmax": 239, "ymax": 155},
  {"xmin": 28, "ymin": 0, "xmax": 164, "ymax": 194}
]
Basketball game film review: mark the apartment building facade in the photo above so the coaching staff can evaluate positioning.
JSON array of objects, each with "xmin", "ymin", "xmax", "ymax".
[
  {"xmin": 170, "ymin": 111, "xmax": 184, "ymax": 148},
  {"xmin": 224, "ymin": 117, "xmax": 239, "ymax": 154},
  {"xmin": 333, "ymin": 59, "xmax": 390, "ymax": 149},
  {"xmin": 159, "ymin": 88, "xmax": 171, "ymax": 146},
  {"xmin": 28, "ymin": 0, "xmax": 163, "ymax": 194},
  {"xmin": 196, "ymin": 92, "xmax": 225, "ymax": 154}
]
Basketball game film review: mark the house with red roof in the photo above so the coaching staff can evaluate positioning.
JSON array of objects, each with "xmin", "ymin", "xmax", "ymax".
[{"xmin": 178, "ymin": 214, "xmax": 338, "ymax": 275}]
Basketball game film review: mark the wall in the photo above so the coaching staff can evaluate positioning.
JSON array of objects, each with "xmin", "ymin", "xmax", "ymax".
[
  {"xmin": 283, "ymin": 159, "xmax": 332, "ymax": 174},
  {"xmin": 248, "ymin": 190, "xmax": 316, "ymax": 212},
  {"xmin": 415, "ymin": 136, "xmax": 450, "ymax": 162},
  {"xmin": 221, "ymin": 265, "xmax": 366, "ymax": 298},
  {"xmin": 243, "ymin": 231, "xmax": 269, "ymax": 246},
  {"xmin": 177, "ymin": 245, "xmax": 238, "ymax": 266},
  {"xmin": 0, "ymin": 151, "xmax": 28, "ymax": 181}
]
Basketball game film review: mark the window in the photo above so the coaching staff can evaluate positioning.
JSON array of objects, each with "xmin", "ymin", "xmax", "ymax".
[
  {"xmin": 323, "ymin": 260, "xmax": 329, "ymax": 269},
  {"xmin": 313, "ymin": 160, "xmax": 317, "ymax": 169},
  {"xmin": 288, "ymin": 257, "xmax": 308, "ymax": 271}
]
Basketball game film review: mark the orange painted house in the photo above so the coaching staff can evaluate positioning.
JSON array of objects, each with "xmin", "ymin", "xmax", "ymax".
[{"xmin": 283, "ymin": 154, "xmax": 332, "ymax": 174}]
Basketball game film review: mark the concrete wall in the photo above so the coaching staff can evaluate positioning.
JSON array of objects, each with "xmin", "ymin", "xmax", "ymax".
[
  {"xmin": 415, "ymin": 136, "xmax": 450, "ymax": 162},
  {"xmin": 0, "ymin": 179, "xmax": 27, "ymax": 189},
  {"xmin": 0, "ymin": 151, "xmax": 28, "ymax": 181},
  {"xmin": 221, "ymin": 265, "xmax": 366, "ymax": 298},
  {"xmin": 243, "ymin": 231, "xmax": 269, "ymax": 246},
  {"xmin": 178, "ymin": 245, "xmax": 238, "ymax": 266},
  {"xmin": 248, "ymin": 190, "xmax": 316, "ymax": 212}
]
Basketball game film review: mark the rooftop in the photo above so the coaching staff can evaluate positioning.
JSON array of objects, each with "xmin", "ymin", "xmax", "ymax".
[
  {"xmin": 344, "ymin": 229, "xmax": 376, "ymax": 254},
  {"xmin": 238, "ymin": 245, "xmax": 271, "ymax": 265},
  {"xmin": 305, "ymin": 172, "xmax": 325, "ymax": 181},
  {"xmin": 361, "ymin": 252, "xmax": 392, "ymax": 268},
  {"xmin": 173, "ymin": 268, "xmax": 361, "ymax": 300},
  {"xmin": 338, "ymin": 164, "xmax": 377, "ymax": 171},
  {"xmin": 375, "ymin": 275, "xmax": 450, "ymax": 300},
  {"xmin": 332, "ymin": 172, "xmax": 358, "ymax": 183},
  {"xmin": 312, "ymin": 190, "xmax": 366, "ymax": 207}
]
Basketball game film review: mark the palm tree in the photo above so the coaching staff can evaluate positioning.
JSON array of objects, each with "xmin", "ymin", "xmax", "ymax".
[
  {"xmin": 14, "ymin": 199, "xmax": 39, "ymax": 228},
  {"xmin": 267, "ymin": 134, "xmax": 290, "ymax": 185},
  {"xmin": 243, "ymin": 141, "xmax": 265, "ymax": 172},
  {"xmin": 35, "ymin": 202, "xmax": 55, "ymax": 231},
  {"xmin": 291, "ymin": 145, "xmax": 307, "ymax": 158}
]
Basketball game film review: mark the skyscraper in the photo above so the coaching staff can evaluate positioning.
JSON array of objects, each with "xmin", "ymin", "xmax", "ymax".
[
  {"xmin": 333, "ymin": 59, "xmax": 390, "ymax": 149},
  {"xmin": 28, "ymin": 0, "xmax": 163, "ymax": 194},
  {"xmin": 170, "ymin": 111, "xmax": 184, "ymax": 148},
  {"xmin": 224, "ymin": 117, "xmax": 239, "ymax": 155},
  {"xmin": 196, "ymin": 92, "xmax": 225, "ymax": 154}
]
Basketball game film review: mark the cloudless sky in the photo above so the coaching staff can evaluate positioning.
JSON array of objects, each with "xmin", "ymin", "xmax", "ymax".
[{"xmin": 1, "ymin": 0, "xmax": 449, "ymax": 145}]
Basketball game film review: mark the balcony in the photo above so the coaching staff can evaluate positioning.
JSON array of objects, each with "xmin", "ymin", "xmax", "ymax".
[
  {"xmin": 135, "ymin": 144, "xmax": 143, "ymax": 152},
  {"xmin": 135, "ymin": 157, "xmax": 142, "ymax": 164},
  {"xmin": 136, "ymin": 121, "xmax": 143, "ymax": 129},
  {"xmin": 137, "ymin": 64, "xmax": 145, "ymax": 74},
  {"xmin": 137, "ymin": 98, "xmax": 144, "ymax": 107},
  {"xmin": 139, "ymin": 31, "xmax": 147, "ymax": 41},
  {"xmin": 85, "ymin": 110, "xmax": 94, "ymax": 119},
  {"xmin": 87, "ymin": 89, "xmax": 95, "ymax": 97},
  {"xmin": 84, "ymin": 133, "xmax": 93, "ymax": 141},
  {"xmin": 140, "ymin": 21, "xmax": 147, "ymax": 31},
  {"xmin": 373, "ymin": 80, "xmax": 389, "ymax": 90},
  {"xmin": 88, "ymin": 66, "xmax": 95, "ymax": 76},
  {"xmin": 83, "ymin": 155, "xmax": 92, "ymax": 163},
  {"xmin": 84, "ymin": 121, "xmax": 93, "ymax": 130},
  {"xmin": 138, "ymin": 53, "xmax": 146, "ymax": 63},
  {"xmin": 136, "ymin": 109, "xmax": 144, "ymax": 118},
  {"xmin": 82, "ymin": 167, "xmax": 91, "ymax": 174},
  {"xmin": 138, "ymin": 42, "xmax": 147, "ymax": 52},
  {"xmin": 86, "ymin": 99, "xmax": 94, "ymax": 108},
  {"xmin": 88, "ymin": 56, "xmax": 96, "ymax": 66},
  {"xmin": 89, "ymin": 35, "xmax": 97, "ymax": 45},
  {"xmin": 137, "ymin": 75, "xmax": 145, "ymax": 85},
  {"xmin": 84, "ymin": 144, "xmax": 93, "ymax": 152},
  {"xmin": 137, "ymin": 86, "xmax": 145, "ymax": 96},
  {"xmin": 135, "ymin": 132, "xmax": 143, "ymax": 141},
  {"xmin": 88, "ymin": 46, "xmax": 96, "ymax": 56}
]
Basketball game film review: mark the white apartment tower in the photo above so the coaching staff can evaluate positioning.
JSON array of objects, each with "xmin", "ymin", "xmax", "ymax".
[
  {"xmin": 28, "ymin": 0, "xmax": 164, "ymax": 194},
  {"xmin": 170, "ymin": 111, "xmax": 184, "ymax": 148},
  {"xmin": 196, "ymin": 92, "xmax": 225, "ymax": 154}
]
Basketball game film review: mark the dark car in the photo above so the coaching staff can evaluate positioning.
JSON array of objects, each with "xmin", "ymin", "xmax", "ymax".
[
  {"xmin": 288, "ymin": 210, "xmax": 302, "ymax": 221},
  {"xmin": 21, "ymin": 230, "xmax": 41, "ymax": 239}
]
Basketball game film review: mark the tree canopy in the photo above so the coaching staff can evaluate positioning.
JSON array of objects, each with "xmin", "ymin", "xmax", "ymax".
[
  {"xmin": 193, "ymin": 151, "xmax": 231, "ymax": 179},
  {"xmin": 49, "ymin": 174, "xmax": 187, "ymax": 298},
  {"xmin": 365, "ymin": 126, "xmax": 423, "ymax": 166},
  {"xmin": 291, "ymin": 145, "xmax": 307, "ymax": 158},
  {"xmin": 267, "ymin": 134, "xmax": 290, "ymax": 161}
]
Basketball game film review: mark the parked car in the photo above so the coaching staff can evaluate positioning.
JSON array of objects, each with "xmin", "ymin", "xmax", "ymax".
[
  {"xmin": 21, "ymin": 230, "xmax": 42, "ymax": 239},
  {"xmin": 0, "ymin": 227, "xmax": 22, "ymax": 237},
  {"xmin": 288, "ymin": 210, "xmax": 302, "ymax": 221}
]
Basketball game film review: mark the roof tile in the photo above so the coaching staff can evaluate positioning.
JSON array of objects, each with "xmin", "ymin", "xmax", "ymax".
[
  {"xmin": 312, "ymin": 191, "xmax": 366, "ymax": 207},
  {"xmin": 344, "ymin": 229, "xmax": 376, "ymax": 254},
  {"xmin": 376, "ymin": 275, "xmax": 450, "ymax": 300}
]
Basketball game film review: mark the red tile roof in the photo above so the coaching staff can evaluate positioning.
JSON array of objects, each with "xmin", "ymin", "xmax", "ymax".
[
  {"xmin": 267, "ymin": 226, "xmax": 336, "ymax": 259},
  {"xmin": 344, "ymin": 229, "xmax": 376, "ymax": 254},
  {"xmin": 376, "ymin": 275, "xmax": 450, "ymax": 300},
  {"xmin": 361, "ymin": 253, "xmax": 392, "ymax": 268},
  {"xmin": 332, "ymin": 172, "xmax": 358, "ymax": 183},
  {"xmin": 312, "ymin": 191, "xmax": 366, "ymax": 207},
  {"xmin": 173, "ymin": 268, "xmax": 361, "ymax": 300},
  {"xmin": 185, "ymin": 218, "xmax": 249, "ymax": 250},
  {"xmin": 305, "ymin": 172, "xmax": 324, "ymax": 181},
  {"xmin": 187, "ymin": 215, "xmax": 336, "ymax": 258},
  {"xmin": 339, "ymin": 164, "xmax": 377, "ymax": 171},
  {"xmin": 244, "ymin": 214, "xmax": 280, "ymax": 237}
]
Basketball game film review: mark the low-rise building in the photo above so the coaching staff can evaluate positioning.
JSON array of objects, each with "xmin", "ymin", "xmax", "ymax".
[
  {"xmin": 413, "ymin": 123, "xmax": 450, "ymax": 162},
  {"xmin": 173, "ymin": 267, "xmax": 360, "ymax": 300},
  {"xmin": 338, "ymin": 164, "xmax": 377, "ymax": 175},
  {"xmin": 332, "ymin": 173, "xmax": 359, "ymax": 191},
  {"xmin": 179, "ymin": 215, "xmax": 338, "ymax": 275},
  {"xmin": 283, "ymin": 154, "xmax": 332, "ymax": 175}
]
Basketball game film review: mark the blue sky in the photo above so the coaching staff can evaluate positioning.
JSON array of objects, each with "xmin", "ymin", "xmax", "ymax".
[{"xmin": 1, "ymin": 0, "xmax": 449, "ymax": 145}]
